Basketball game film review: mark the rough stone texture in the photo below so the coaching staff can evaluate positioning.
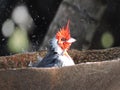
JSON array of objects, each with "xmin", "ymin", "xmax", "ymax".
[
  {"xmin": 0, "ymin": 59, "xmax": 120, "ymax": 90},
  {"xmin": 0, "ymin": 47, "xmax": 120, "ymax": 90},
  {"xmin": 41, "ymin": 0, "xmax": 107, "ymax": 50},
  {"xmin": 1, "ymin": 47, "xmax": 120, "ymax": 69}
]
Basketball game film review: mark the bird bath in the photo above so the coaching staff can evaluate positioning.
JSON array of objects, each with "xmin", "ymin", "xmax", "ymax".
[{"xmin": 0, "ymin": 47, "xmax": 120, "ymax": 90}]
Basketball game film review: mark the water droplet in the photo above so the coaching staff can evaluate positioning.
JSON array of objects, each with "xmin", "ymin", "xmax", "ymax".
[
  {"xmin": 42, "ymin": 17, "xmax": 45, "ymax": 20},
  {"xmin": 32, "ymin": 35, "xmax": 36, "ymax": 38},
  {"xmin": 2, "ymin": 38, "xmax": 5, "ymax": 41}
]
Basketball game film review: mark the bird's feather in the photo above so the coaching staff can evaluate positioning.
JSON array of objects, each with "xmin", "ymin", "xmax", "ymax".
[{"xmin": 36, "ymin": 52, "xmax": 63, "ymax": 67}]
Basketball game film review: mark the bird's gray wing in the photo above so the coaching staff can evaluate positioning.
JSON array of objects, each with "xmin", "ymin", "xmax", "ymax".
[{"xmin": 36, "ymin": 52, "xmax": 62, "ymax": 67}]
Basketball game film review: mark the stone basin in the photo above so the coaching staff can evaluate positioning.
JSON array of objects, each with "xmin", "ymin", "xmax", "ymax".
[{"xmin": 0, "ymin": 47, "xmax": 120, "ymax": 90}]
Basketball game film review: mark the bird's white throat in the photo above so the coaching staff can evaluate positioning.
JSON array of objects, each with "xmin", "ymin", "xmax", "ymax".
[{"xmin": 49, "ymin": 37, "xmax": 63, "ymax": 55}]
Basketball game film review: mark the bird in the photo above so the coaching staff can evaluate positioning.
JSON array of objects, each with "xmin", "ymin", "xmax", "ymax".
[{"xmin": 35, "ymin": 20, "xmax": 76, "ymax": 68}]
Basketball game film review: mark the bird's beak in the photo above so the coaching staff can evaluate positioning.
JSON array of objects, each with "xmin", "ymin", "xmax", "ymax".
[{"xmin": 67, "ymin": 38, "xmax": 76, "ymax": 43}]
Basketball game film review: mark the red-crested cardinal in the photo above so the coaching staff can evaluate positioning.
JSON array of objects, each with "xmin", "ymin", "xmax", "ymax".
[{"xmin": 35, "ymin": 20, "xmax": 76, "ymax": 67}]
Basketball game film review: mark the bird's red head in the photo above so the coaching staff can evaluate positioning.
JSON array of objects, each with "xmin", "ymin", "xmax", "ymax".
[{"xmin": 56, "ymin": 20, "xmax": 76, "ymax": 50}]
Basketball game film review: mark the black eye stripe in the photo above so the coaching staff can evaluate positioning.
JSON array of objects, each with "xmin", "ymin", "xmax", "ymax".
[{"xmin": 61, "ymin": 38, "xmax": 67, "ymax": 41}]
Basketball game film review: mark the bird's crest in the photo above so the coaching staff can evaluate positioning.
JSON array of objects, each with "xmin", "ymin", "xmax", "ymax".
[
  {"xmin": 56, "ymin": 20, "xmax": 72, "ymax": 50},
  {"xmin": 56, "ymin": 20, "xmax": 71, "ymax": 42}
]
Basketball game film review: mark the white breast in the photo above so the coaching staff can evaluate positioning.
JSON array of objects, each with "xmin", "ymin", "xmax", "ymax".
[{"xmin": 58, "ymin": 54, "xmax": 75, "ymax": 66}]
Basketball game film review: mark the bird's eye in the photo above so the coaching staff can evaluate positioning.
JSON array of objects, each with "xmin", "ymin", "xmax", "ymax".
[{"xmin": 61, "ymin": 38, "xmax": 67, "ymax": 41}]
